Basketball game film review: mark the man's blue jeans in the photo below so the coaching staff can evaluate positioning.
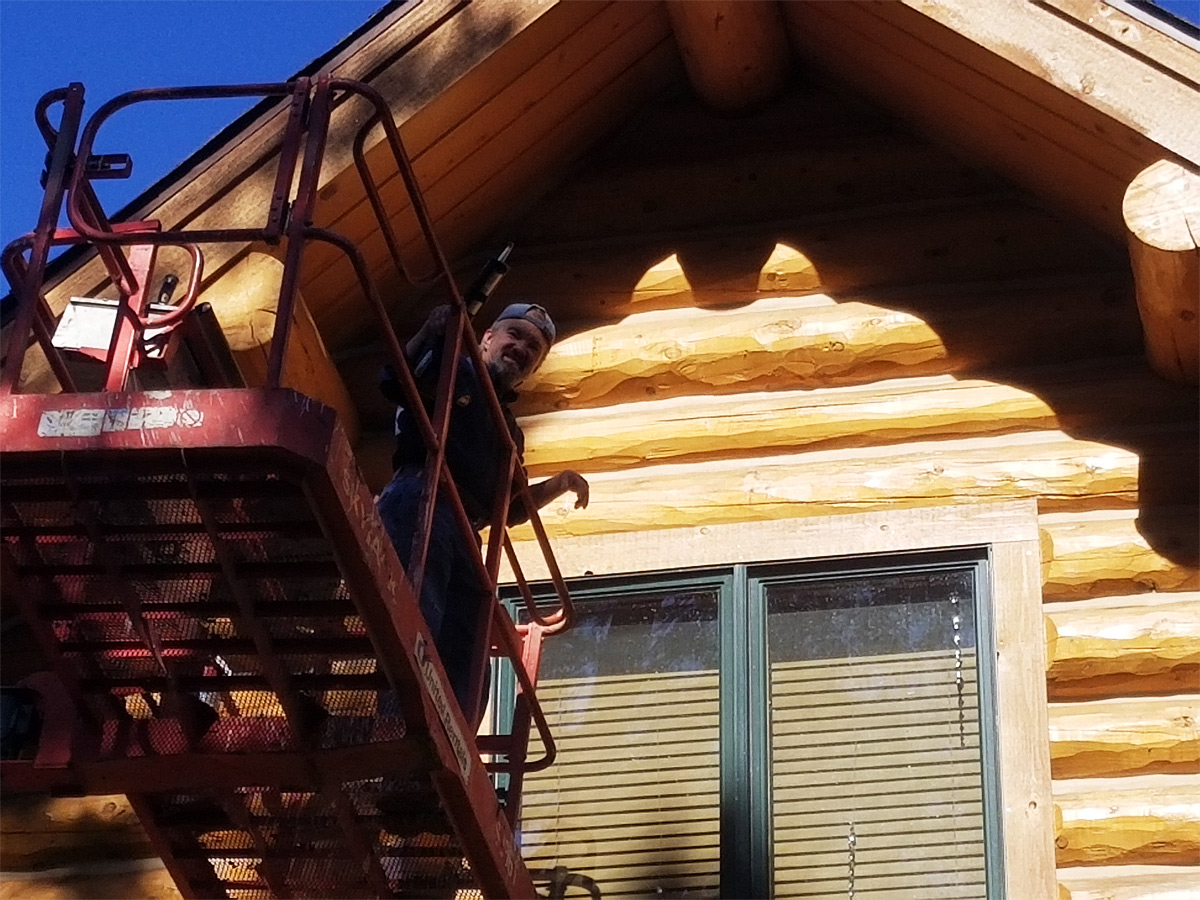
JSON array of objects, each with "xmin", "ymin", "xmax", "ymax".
[{"xmin": 376, "ymin": 469, "xmax": 489, "ymax": 722}]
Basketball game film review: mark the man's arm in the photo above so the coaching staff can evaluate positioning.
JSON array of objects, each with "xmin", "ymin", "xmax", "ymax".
[
  {"xmin": 507, "ymin": 470, "xmax": 589, "ymax": 525},
  {"xmin": 380, "ymin": 305, "xmax": 454, "ymax": 404},
  {"xmin": 406, "ymin": 304, "xmax": 453, "ymax": 361},
  {"xmin": 527, "ymin": 470, "xmax": 589, "ymax": 511}
]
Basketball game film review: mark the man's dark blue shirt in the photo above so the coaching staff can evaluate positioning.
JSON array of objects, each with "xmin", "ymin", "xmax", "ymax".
[{"xmin": 383, "ymin": 336, "xmax": 527, "ymax": 528}]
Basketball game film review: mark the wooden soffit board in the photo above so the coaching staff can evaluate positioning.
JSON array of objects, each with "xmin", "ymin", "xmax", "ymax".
[
  {"xmin": 781, "ymin": 0, "xmax": 1200, "ymax": 243},
  {"xmin": 39, "ymin": 0, "xmax": 569, "ymax": 310}
]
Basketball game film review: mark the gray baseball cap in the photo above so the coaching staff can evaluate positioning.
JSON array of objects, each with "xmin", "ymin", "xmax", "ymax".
[{"xmin": 494, "ymin": 303, "xmax": 555, "ymax": 345}]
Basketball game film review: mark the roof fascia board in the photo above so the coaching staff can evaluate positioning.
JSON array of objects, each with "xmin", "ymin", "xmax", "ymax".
[
  {"xmin": 1100, "ymin": 0, "xmax": 1200, "ymax": 53},
  {"xmin": 1039, "ymin": 0, "xmax": 1200, "ymax": 81},
  {"xmin": 37, "ymin": 0, "xmax": 560, "ymax": 302},
  {"xmin": 113, "ymin": 0, "xmax": 423, "ymax": 229},
  {"xmin": 11, "ymin": 0, "xmax": 429, "ymax": 305},
  {"xmin": 901, "ymin": 0, "xmax": 1200, "ymax": 168}
]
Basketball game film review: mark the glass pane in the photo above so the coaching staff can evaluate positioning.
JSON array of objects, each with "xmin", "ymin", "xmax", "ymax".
[
  {"xmin": 520, "ymin": 588, "xmax": 721, "ymax": 899},
  {"xmin": 767, "ymin": 568, "xmax": 987, "ymax": 900}
]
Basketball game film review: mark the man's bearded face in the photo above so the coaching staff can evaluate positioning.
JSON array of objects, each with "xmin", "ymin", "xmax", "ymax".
[{"xmin": 480, "ymin": 318, "xmax": 549, "ymax": 389}]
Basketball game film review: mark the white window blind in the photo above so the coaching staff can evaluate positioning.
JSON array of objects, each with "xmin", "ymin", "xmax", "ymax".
[
  {"xmin": 507, "ymin": 560, "xmax": 997, "ymax": 899},
  {"xmin": 766, "ymin": 569, "xmax": 989, "ymax": 899},
  {"xmin": 521, "ymin": 669, "xmax": 721, "ymax": 898},
  {"xmin": 771, "ymin": 651, "xmax": 985, "ymax": 899},
  {"xmin": 517, "ymin": 588, "xmax": 722, "ymax": 899}
]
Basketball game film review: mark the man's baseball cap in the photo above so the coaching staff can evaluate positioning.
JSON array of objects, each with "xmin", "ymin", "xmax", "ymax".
[{"xmin": 494, "ymin": 303, "xmax": 555, "ymax": 345}]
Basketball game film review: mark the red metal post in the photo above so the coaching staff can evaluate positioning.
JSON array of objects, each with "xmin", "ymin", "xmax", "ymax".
[
  {"xmin": 102, "ymin": 240, "xmax": 157, "ymax": 391},
  {"xmin": 0, "ymin": 85, "xmax": 83, "ymax": 395}
]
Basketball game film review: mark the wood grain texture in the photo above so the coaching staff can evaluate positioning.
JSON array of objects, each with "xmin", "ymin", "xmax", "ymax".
[
  {"xmin": 1053, "ymin": 774, "xmax": 1200, "ymax": 866},
  {"xmin": 0, "ymin": 795, "xmax": 150, "ymax": 870},
  {"xmin": 0, "ymin": 860, "xmax": 179, "ymax": 900},
  {"xmin": 1048, "ymin": 695, "xmax": 1199, "ymax": 779},
  {"xmin": 665, "ymin": 0, "xmax": 789, "ymax": 112},
  {"xmin": 1056, "ymin": 864, "xmax": 1200, "ymax": 900},
  {"xmin": 1040, "ymin": 509, "xmax": 1200, "ymax": 601},
  {"xmin": 1046, "ymin": 592, "xmax": 1200, "ymax": 701},
  {"xmin": 506, "ymin": 430, "xmax": 1140, "ymax": 543},
  {"xmin": 1123, "ymin": 159, "xmax": 1200, "ymax": 384}
]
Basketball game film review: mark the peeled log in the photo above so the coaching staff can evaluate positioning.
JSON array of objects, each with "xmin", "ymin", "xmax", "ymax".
[
  {"xmin": 200, "ymin": 250, "xmax": 360, "ymax": 443},
  {"xmin": 1040, "ymin": 509, "xmax": 1200, "ymax": 601},
  {"xmin": 508, "ymin": 430, "xmax": 1139, "ymax": 541},
  {"xmin": 1045, "ymin": 593, "xmax": 1200, "ymax": 701},
  {"xmin": 1053, "ymin": 774, "xmax": 1200, "ymax": 866},
  {"xmin": 665, "ymin": 0, "xmax": 790, "ymax": 113},
  {"xmin": 512, "ymin": 282, "xmax": 1144, "ymax": 416},
  {"xmin": 1048, "ymin": 695, "xmax": 1198, "ymax": 779},
  {"xmin": 1057, "ymin": 865, "xmax": 1200, "ymax": 900},
  {"xmin": 1122, "ymin": 159, "xmax": 1200, "ymax": 385},
  {"xmin": 517, "ymin": 375, "xmax": 1058, "ymax": 475},
  {"xmin": 355, "ymin": 374, "xmax": 1058, "ymax": 490},
  {"xmin": 0, "ymin": 794, "xmax": 151, "ymax": 871},
  {"xmin": 520, "ymin": 295, "xmax": 952, "ymax": 414}
]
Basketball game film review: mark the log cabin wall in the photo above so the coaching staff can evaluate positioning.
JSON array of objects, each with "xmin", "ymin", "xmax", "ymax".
[
  {"xmin": 482, "ymin": 72, "xmax": 1198, "ymax": 899},
  {"xmin": 3, "ymin": 17, "xmax": 1198, "ymax": 900}
]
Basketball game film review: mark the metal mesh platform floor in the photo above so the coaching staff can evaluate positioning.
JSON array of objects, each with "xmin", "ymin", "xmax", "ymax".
[{"xmin": 1, "ymin": 389, "xmax": 530, "ymax": 899}]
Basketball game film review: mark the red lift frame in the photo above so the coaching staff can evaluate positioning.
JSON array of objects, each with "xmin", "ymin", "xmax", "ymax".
[{"xmin": 1, "ymin": 75, "xmax": 575, "ymax": 899}]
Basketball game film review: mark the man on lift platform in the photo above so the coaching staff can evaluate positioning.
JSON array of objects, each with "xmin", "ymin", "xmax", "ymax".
[{"xmin": 377, "ymin": 302, "xmax": 588, "ymax": 725}]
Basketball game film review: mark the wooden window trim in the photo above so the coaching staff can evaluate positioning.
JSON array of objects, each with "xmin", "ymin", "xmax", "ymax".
[{"xmin": 504, "ymin": 499, "xmax": 1055, "ymax": 899}]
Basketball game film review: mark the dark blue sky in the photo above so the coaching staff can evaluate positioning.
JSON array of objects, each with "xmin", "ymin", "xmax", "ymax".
[{"xmin": 0, "ymin": 1, "xmax": 385, "ymax": 293}]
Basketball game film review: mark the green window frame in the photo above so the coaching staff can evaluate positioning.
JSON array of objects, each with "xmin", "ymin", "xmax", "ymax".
[{"xmin": 500, "ymin": 547, "xmax": 1006, "ymax": 899}]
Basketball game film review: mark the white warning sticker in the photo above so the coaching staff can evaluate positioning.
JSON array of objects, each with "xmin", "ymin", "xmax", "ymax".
[{"xmin": 37, "ymin": 406, "xmax": 204, "ymax": 437}]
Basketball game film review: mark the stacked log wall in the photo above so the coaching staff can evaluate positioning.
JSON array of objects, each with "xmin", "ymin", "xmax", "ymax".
[
  {"xmin": 3, "ymin": 72, "xmax": 1196, "ymax": 900},
  {"xmin": 480, "ymin": 78, "xmax": 1197, "ymax": 898}
]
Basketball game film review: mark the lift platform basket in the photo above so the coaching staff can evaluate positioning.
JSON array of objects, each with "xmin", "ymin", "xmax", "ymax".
[{"xmin": 1, "ymin": 388, "xmax": 531, "ymax": 899}]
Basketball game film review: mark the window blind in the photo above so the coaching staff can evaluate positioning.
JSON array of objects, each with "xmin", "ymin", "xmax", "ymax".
[
  {"xmin": 520, "ymin": 668, "xmax": 721, "ymax": 899},
  {"xmin": 771, "ymin": 650, "xmax": 986, "ymax": 899}
]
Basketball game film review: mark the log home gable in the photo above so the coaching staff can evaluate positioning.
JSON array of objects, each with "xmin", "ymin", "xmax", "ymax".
[{"xmin": 3, "ymin": 2, "xmax": 1197, "ymax": 898}]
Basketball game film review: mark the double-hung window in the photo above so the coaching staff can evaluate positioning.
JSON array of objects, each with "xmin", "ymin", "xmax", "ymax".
[
  {"xmin": 498, "ymin": 502, "xmax": 1053, "ymax": 899},
  {"xmin": 503, "ymin": 550, "xmax": 1004, "ymax": 898}
]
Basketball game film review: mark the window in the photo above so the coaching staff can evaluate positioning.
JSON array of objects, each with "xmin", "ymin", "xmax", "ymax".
[{"xmin": 502, "ymin": 549, "xmax": 1006, "ymax": 899}]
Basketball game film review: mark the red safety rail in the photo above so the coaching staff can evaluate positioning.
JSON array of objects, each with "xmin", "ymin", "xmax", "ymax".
[{"xmin": 0, "ymin": 75, "xmax": 575, "ymax": 899}]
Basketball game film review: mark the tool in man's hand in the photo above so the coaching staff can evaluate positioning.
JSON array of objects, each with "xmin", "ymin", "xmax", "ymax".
[{"xmin": 381, "ymin": 242, "xmax": 515, "ymax": 401}]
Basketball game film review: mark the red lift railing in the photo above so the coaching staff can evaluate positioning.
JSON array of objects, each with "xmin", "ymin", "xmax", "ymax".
[{"xmin": 1, "ymin": 75, "xmax": 576, "ymax": 899}]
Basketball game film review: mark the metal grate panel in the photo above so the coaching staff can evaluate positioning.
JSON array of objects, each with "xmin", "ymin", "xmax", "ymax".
[{"xmin": 0, "ymin": 390, "xmax": 533, "ymax": 898}]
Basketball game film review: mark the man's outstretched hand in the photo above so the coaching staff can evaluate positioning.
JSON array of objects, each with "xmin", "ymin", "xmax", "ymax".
[
  {"xmin": 528, "ymin": 469, "xmax": 590, "ymax": 512},
  {"xmin": 556, "ymin": 470, "xmax": 589, "ymax": 509}
]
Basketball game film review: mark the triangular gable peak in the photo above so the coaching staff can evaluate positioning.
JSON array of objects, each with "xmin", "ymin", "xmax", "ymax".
[
  {"xmin": 670, "ymin": 0, "xmax": 1199, "ymax": 384},
  {"xmin": 24, "ymin": 0, "xmax": 1197, "ymax": 391}
]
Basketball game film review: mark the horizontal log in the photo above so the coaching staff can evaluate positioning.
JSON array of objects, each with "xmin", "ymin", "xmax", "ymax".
[
  {"xmin": 1048, "ymin": 695, "xmax": 1199, "ymax": 779},
  {"xmin": 779, "ymin": 1, "xmax": 1151, "ymax": 241},
  {"xmin": 358, "ymin": 373, "xmax": 1072, "ymax": 486},
  {"xmin": 346, "ymin": 277, "xmax": 1150, "ymax": 445},
  {"xmin": 493, "ymin": 198, "xmax": 1127, "ymax": 326},
  {"xmin": 502, "ymin": 281, "xmax": 1143, "ymax": 416},
  {"xmin": 0, "ymin": 859, "xmax": 179, "ymax": 900},
  {"xmin": 0, "ymin": 795, "xmax": 150, "ymax": 870},
  {"xmin": 1057, "ymin": 864, "xmax": 1200, "ymax": 900},
  {"xmin": 371, "ymin": 293, "xmax": 945, "ymax": 422},
  {"xmin": 507, "ymin": 430, "xmax": 1141, "ymax": 541},
  {"xmin": 513, "ymin": 134, "xmax": 1008, "ymax": 245},
  {"xmin": 517, "ymin": 375, "xmax": 1059, "ymax": 475},
  {"xmin": 517, "ymin": 359, "xmax": 1193, "ymax": 478},
  {"xmin": 1045, "ymin": 593, "xmax": 1200, "ymax": 701},
  {"xmin": 1052, "ymin": 774, "xmax": 1200, "ymax": 867},
  {"xmin": 1040, "ymin": 509, "xmax": 1200, "ymax": 601}
]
